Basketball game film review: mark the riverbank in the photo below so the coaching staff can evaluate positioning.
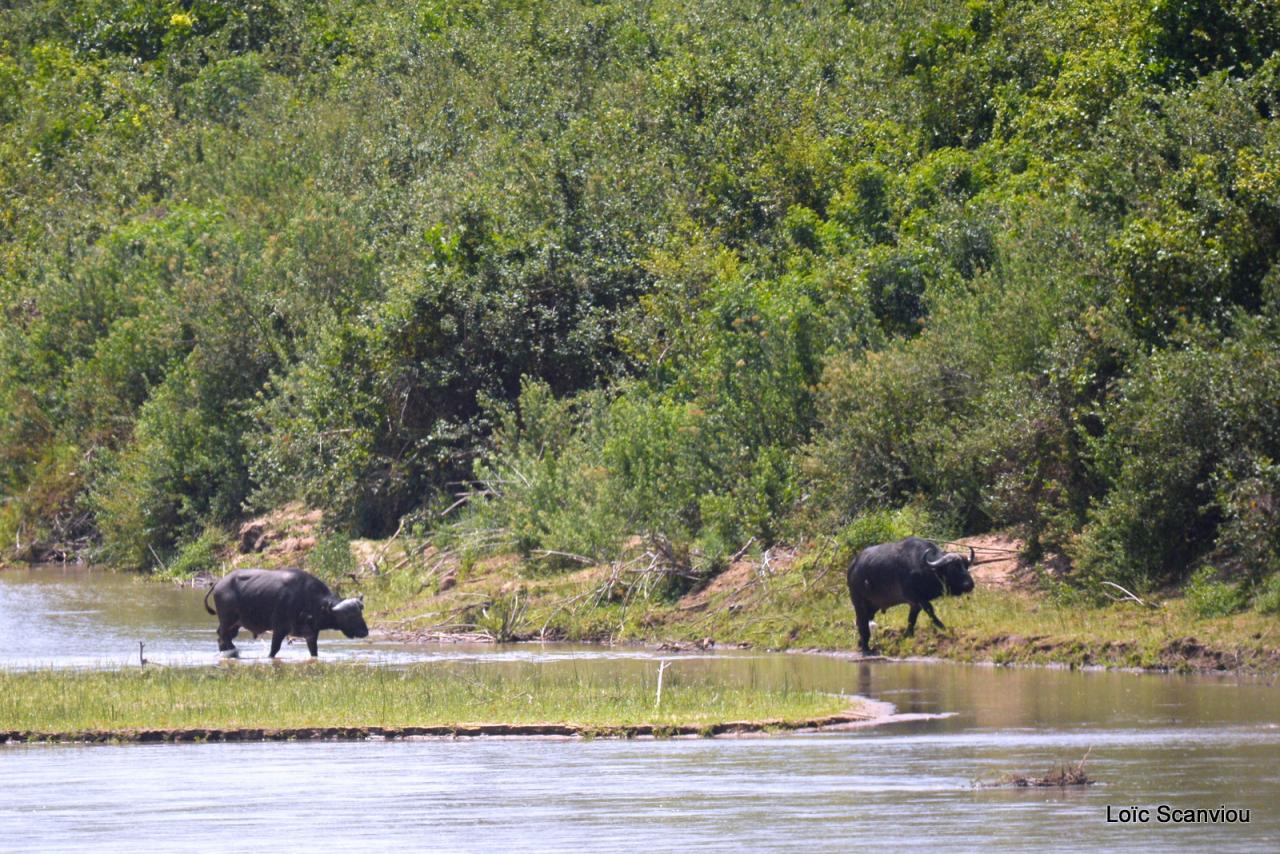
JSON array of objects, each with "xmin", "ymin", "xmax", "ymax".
[
  {"xmin": 0, "ymin": 662, "xmax": 868, "ymax": 742},
  {"xmin": 6, "ymin": 522, "xmax": 1277, "ymax": 677},
  {"xmin": 356, "ymin": 537, "xmax": 1280, "ymax": 678}
]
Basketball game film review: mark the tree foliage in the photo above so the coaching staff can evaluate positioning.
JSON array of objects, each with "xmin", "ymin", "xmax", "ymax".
[{"xmin": 0, "ymin": 0, "xmax": 1277, "ymax": 590}]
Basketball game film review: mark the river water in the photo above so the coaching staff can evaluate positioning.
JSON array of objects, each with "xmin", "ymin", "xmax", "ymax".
[{"xmin": 1, "ymin": 565, "xmax": 1277, "ymax": 852}]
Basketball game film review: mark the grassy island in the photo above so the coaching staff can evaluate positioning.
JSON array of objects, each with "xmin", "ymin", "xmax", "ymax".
[{"xmin": 0, "ymin": 664, "xmax": 864, "ymax": 742}]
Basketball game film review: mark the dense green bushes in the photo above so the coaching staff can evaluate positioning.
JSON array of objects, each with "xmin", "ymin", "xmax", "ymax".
[
  {"xmin": 1074, "ymin": 320, "xmax": 1280, "ymax": 588},
  {"xmin": 1, "ymin": 0, "xmax": 1277, "ymax": 600}
]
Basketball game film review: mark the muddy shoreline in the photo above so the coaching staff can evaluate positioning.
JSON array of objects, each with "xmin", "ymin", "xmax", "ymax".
[{"xmin": 380, "ymin": 628, "xmax": 1280, "ymax": 679}]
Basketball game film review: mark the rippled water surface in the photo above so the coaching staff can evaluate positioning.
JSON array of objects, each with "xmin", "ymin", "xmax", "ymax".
[{"xmin": 2, "ymin": 566, "xmax": 1278, "ymax": 852}]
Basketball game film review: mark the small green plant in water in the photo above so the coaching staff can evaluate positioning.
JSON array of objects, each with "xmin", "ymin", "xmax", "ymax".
[{"xmin": 476, "ymin": 591, "xmax": 528, "ymax": 641}]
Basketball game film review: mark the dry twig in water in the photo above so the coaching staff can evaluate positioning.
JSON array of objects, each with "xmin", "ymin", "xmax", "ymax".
[{"xmin": 978, "ymin": 748, "xmax": 1095, "ymax": 788}]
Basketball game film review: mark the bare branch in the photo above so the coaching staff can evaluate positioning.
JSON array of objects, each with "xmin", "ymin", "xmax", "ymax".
[
  {"xmin": 729, "ymin": 537, "xmax": 756, "ymax": 564},
  {"xmin": 532, "ymin": 549, "xmax": 595, "ymax": 565},
  {"xmin": 1100, "ymin": 580, "xmax": 1156, "ymax": 608}
]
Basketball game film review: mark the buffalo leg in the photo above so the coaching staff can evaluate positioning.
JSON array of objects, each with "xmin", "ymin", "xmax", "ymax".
[
  {"xmin": 853, "ymin": 600, "xmax": 874, "ymax": 654},
  {"xmin": 217, "ymin": 620, "xmax": 241, "ymax": 654},
  {"xmin": 921, "ymin": 601, "xmax": 946, "ymax": 630},
  {"xmin": 268, "ymin": 629, "xmax": 286, "ymax": 658},
  {"xmin": 906, "ymin": 605, "xmax": 921, "ymax": 637},
  {"xmin": 305, "ymin": 634, "xmax": 319, "ymax": 657}
]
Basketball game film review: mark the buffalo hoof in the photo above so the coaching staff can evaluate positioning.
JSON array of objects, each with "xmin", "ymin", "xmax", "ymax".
[{"xmin": 219, "ymin": 649, "xmax": 240, "ymax": 659}]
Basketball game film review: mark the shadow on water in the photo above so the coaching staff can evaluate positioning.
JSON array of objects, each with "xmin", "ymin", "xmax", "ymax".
[{"xmin": 3, "ymin": 565, "xmax": 1279, "ymax": 851}]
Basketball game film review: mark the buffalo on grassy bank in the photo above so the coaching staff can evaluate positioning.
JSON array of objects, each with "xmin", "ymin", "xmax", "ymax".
[{"xmin": 846, "ymin": 537, "xmax": 975, "ymax": 655}]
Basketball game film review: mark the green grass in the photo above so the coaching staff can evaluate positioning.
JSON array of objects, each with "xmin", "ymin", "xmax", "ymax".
[
  {"xmin": 0, "ymin": 663, "xmax": 854, "ymax": 733},
  {"xmin": 365, "ymin": 542, "xmax": 1280, "ymax": 674}
]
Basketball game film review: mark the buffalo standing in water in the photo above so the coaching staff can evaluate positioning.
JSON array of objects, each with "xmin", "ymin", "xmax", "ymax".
[
  {"xmin": 204, "ymin": 568, "xmax": 368, "ymax": 658},
  {"xmin": 846, "ymin": 537, "xmax": 975, "ymax": 655}
]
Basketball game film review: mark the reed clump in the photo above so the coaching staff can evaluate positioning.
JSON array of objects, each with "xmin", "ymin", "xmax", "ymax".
[{"xmin": 979, "ymin": 750, "xmax": 1095, "ymax": 788}]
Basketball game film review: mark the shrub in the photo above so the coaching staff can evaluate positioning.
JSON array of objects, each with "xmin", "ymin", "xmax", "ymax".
[
  {"xmin": 475, "ymin": 590, "xmax": 528, "ymax": 642},
  {"xmin": 466, "ymin": 381, "xmax": 626, "ymax": 566},
  {"xmin": 307, "ymin": 530, "xmax": 357, "ymax": 586},
  {"xmin": 830, "ymin": 505, "xmax": 938, "ymax": 569},
  {"xmin": 1215, "ymin": 458, "xmax": 1280, "ymax": 582},
  {"xmin": 90, "ymin": 365, "xmax": 251, "ymax": 569},
  {"xmin": 802, "ymin": 331, "xmax": 980, "ymax": 531},
  {"xmin": 1252, "ymin": 573, "xmax": 1280, "ymax": 615},
  {"xmin": 1075, "ymin": 319, "xmax": 1280, "ymax": 589},
  {"xmin": 165, "ymin": 526, "xmax": 232, "ymax": 579},
  {"xmin": 183, "ymin": 55, "xmax": 264, "ymax": 123},
  {"xmin": 1184, "ymin": 566, "xmax": 1246, "ymax": 618}
]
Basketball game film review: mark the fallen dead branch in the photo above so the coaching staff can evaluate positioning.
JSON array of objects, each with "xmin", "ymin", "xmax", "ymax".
[
  {"xmin": 365, "ymin": 517, "xmax": 407, "ymax": 575},
  {"xmin": 401, "ymin": 629, "xmax": 495, "ymax": 644},
  {"xmin": 1100, "ymin": 580, "xmax": 1157, "ymax": 608},
  {"xmin": 729, "ymin": 537, "xmax": 756, "ymax": 564},
  {"xmin": 801, "ymin": 537, "xmax": 840, "ymax": 590},
  {"xmin": 385, "ymin": 595, "xmax": 488, "ymax": 627},
  {"xmin": 939, "ymin": 539, "xmax": 1022, "ymax": 554},
  {"xmin": 539, "ymin": 588, "xmax": 598, "ymax": 639},
  {"xmin": 532, "ymin": 549, "xmax": 595, "ymax": 565}
]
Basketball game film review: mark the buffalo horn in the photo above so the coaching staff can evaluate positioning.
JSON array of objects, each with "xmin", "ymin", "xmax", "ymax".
[
  {"xmin": 925, "ymin": 553, "xmax": 948, "ymax": 567},
  {"xmin": 968, "ymin": 546, "xmax": 976, "ymax": 564},
  {"xmin": 333, "ymin": 597, "xmax": 363, "ymax": 614}
]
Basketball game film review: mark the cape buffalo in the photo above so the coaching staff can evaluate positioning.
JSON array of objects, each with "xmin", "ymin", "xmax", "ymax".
[
  {"xmin": 846, "ymin": 537, "xmax": 975, "ymax": 655},
  {"xmin": 204, "ymin": 568, "xmax": 368, "ymax": 658}
]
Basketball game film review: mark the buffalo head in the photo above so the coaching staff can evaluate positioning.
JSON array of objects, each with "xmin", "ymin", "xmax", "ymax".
[
  {"xmin": 926, "ymin": 546, "xmax": 976, "ymax": 596},
  {"xmin": 330, "ymin": 594, "xmax": 369, "ymax": 639}
]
